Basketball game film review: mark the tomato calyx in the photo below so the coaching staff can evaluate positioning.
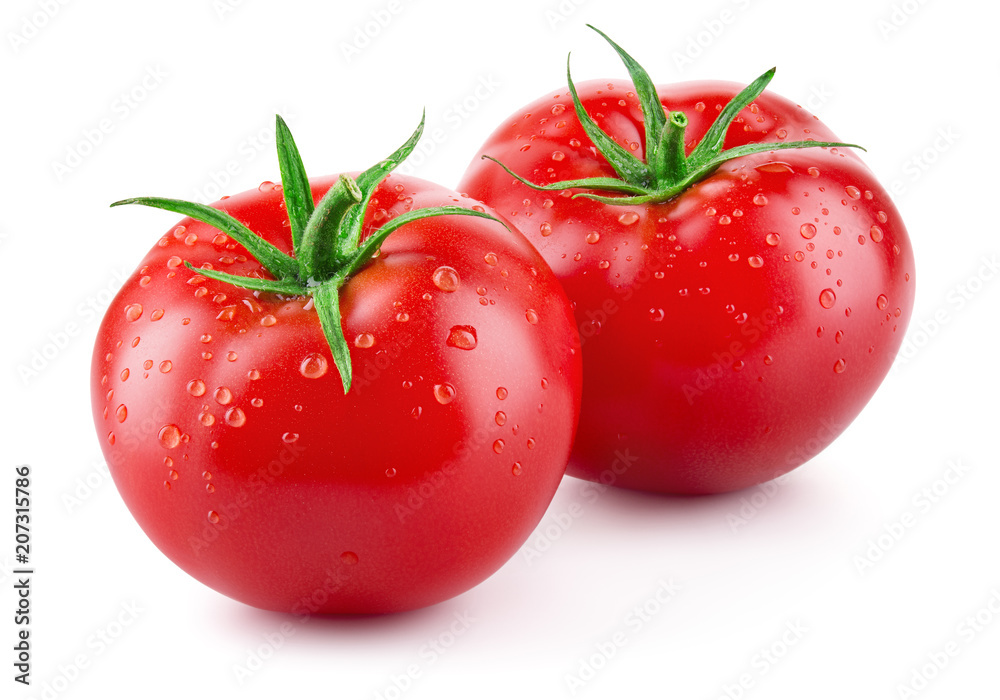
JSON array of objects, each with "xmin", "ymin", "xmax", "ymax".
[
  {"xmin": 111, "ymin": 114, "xmax": 505, "ymax": 394},
  {"xmin": 482, "ymin": 25, "xmax": 865, "ymax": 206}
]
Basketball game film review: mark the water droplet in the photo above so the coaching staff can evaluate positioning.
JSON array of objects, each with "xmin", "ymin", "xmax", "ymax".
[
  {"xmin": 208, "ymin": 510, "xmax": 220, "ymax": 524},
  {"xmin": 552, "ymin": 150, "xmax": 565, "ymax": 161},
  {"xmin": 869, "ymin": 225, "xmax": 884, "ymax": 243},
  {"xmin": 354, "ymin": 333, "xmax": 375, "ymax": 348},
  {"xmin": 124, "ymin": 304, "xmax": 143, "ymax": 322},
  {"xmin": 251, "ymin": 398, "xmax": 263, "ymax": 408},
  {"xmin": 598, "ymin": 260, "xmax": 610, "ymax": 270},
  {"xmin": 728, "ymin": 253, "xmax": 740, "ymax": 262},
  {"xmin": 845, "ymin": 186, "xmax": 861, "ymax": 200},
  {"xmin": 432, "ymin": 266, "xmax": 461, "ymax": 292},
  {"xmin": 143, "ymin": 360, "xmax": 153, "ymax": 370},
  {"xmin": 649, "ymin": 308, "xmax": 664, "ymax": 322},
  {"xmin": 150, "ymin": 309, "xmax": 164, "ymax": 322},
  {"xmin": 227, "ymin": 351, "xmax": 238, "ymax": 362},
  {"xmin": 733, "ymin": 360, "xmax": 745, "ymax": 371},
  {"xmin": 496, "ymin": 387, "xmax": 508, "ymax": 400},
  {"xmin": 512, "ymin": 462, "xmax": 523, "ymax": 476},
  {"xmin": 484, "ymin": 252, "xmax": 498, "ymax": 266},
  {"xmin": 618, "ymin": 212, "xmax": 639, "ymax": 225},
  {"xmin": 835, "ymin": 330, "xmax": 845, "ymax": 343},
  {"xmin": 748, "ymin": 256, "xmax": 764, "ymax": 268},
  {"xmin": 540, "ymin": 222, "xmax": 553, "ymax": 237},
  {"xmin": 260, "ymin": 314, "xmax": 277, "ymax": 327},
  {"xmin": 765, "ymin": 233, "xmax": 780, "ymax": 246},
  {"xmin": 586, "ymin": 231, "xmax": 600, "ymax": 244},
  {"xmin": 876, "ymin": 294, "xmax": 888, "ymax": 310},
  {"xmin": 158, "ymin": 425, "xmax": 182, "ymax": 449},
  {"xmin": 300, "ymin": 353, "xmax": 329, "ymax": 379},
  {"xmin": 493, "ymin": 439, "xmax": 505, "ymax": 454},
  {"xmin": 753, "ymin": 194, "xmax": 768, "ymax": 206},
  {"xmin": 411, "ymin": 406, "xmax": 422, "ymax": 419},
  {"xmin": 526, "ymin": 437, "xmax": 536, "ymax": 450},
  {"xmin": 763, "ymin": 355, "xmax": 774, "ymax": 365},
  {"xmin": 385, "ymin": 468, "xmax": 397, "ymax": 478},
  {"xmin": 857, "ymin": 235, "xmax": 866, "ymax": 245},
  {"xmin": 718, "ymin": 215, "xmax": 732, "ymax": 225},
  {"xmin": 199, "ymin": 410, "xmax": 215, "ymax": 427},
  {"xmin": 833, "ymin": 358, "xmax": 847, "ymax": 374},
  {"xmin": 341, "ymin": 551, "xmax": 359, "ymax": 565},
  {"xmin": 447, "ymin": 325, "xmax": 478, "ymax": 350},
  {"xmin": 247, "ymin": 369, "xmax": 260, "ymax": 381},
  {"xmin": 116, "ymin": 405, "xmax": 127, "ymax": 423},
  {"xmin": 494, "ymin": 411, "xmax": 508, "ymax": 427},
  {"xmin": 433, "ymin": 383, "xmax": 456, "ymax": 405},
  {"xmin": 168, "ymin": 469, "xmax": 179, "ymax": 480},
  {"xmin": 225, "ymin": 407, "xmax": 246, "ymax": 427},
  {"xmin": 551, "ymin": 103, "xmax": 566, "ymax": 115},
  {"xmin": 800, "ymin": 223, "xmax": 817, "ymax": 239},
  {"xmin": 282, "ymin": 432, "xmax": 299, "ymax": 443},
  {"xmin": 206, "ymin": 484, "xmax": 215, "ymax": 494},
  {"xmin": 187, "ymin": 379, "xmax": 206, "ymax": 396},
  {"xmin": 819, "ymin": 288, "xmax": 837, "ymax": 309},
  {"xmin": 119, "ymin": 368, "xmax": 130, "ymax": 382},
  {"xmin": 215, "ymin": 386, "xmax": 233, "ymax": 405},
  {"xmin": 525, "ymin": 309, "xmax": 539, "ymax": 324}
]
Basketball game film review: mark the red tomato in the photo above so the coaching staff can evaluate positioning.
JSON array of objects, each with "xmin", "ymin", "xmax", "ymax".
[
  {"xmin": 93, "ymin": 119, "xmax": 581, "ymax": 613},
  {"xmin": 459, "ymin": 29, "xmax": 914, "ymax": 494}
]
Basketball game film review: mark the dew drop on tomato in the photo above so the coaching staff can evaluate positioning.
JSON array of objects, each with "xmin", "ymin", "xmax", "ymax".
[
  {"xmin": 341, "ymin": 552, "xmax": 359, "ymax": 565},
  {"xmin": 158, "ymin": 425, "xmax": 182, "ymax": 449},
  {"xmin": 124, "ymin": 304, "xmax": 143, "ymax": 322},
  {"xmin": 433, "ymin": 383, "xmax": 457, "ymax": 405},
  {"xmin": 299, "ymin": 353, "xmax": 329, "ymax": 379},
  {"xmin": 187, "ymin": 379, "xmax": 206, "ymax": 396},
  {"xmin": 446, "ymin": 325, "xmax": 478, "ymax": 350},
  {"xmin": 819, "ymin": 289, "xmax": 837, "ymax": 309},
  {"xmin": 432, "ymin": 266, "xmax": 461, "ymax": 292}
]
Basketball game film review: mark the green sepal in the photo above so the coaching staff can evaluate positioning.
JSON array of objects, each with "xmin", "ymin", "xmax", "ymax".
[
  {"xmin": 585, "ymin": 24, "xmax": 666, "ymax": 169},
  {"xmin": 111, "ymin": 196, "xmax": 298, "ymax": 280},
  {"xmin": 565, "ymin": 54, "xmax": 652, "ymax": 187},
  {"xmin": 311, "ymin": 276, "xmax": 352, "ymax": 394},
  {"xmin": 274, "ymin": 115, "xmax": 315, "ymax": 249},
  {"xmin": 344, "ymin": 206, "xmax": 509, "ymax": 279},
  {"xmin": 687, "ymin": 67, "xmax": 776, "ymax": 170},
  {"xmin": 341, "ymin": 111, "xmax": 427, "ymax": 257},
  {"xmin": 182, "ymin": 261, "xmax": 307, "ymax": 296},
  {"xmin": 479, "ymin": 155, "xmax": 649, "ymax": 196}
]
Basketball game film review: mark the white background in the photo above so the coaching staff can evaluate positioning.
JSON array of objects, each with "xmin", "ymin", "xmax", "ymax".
[{"xmin": 2, "ymin": 0, "xmax": 997, "ymax": 698}]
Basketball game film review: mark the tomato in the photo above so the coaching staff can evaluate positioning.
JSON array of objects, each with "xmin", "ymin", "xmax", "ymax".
[
  {"xmin": 459, "ymin": 28, "xmax": 915, "ymax": 494},
  {"xmin": 93, "ymin": 117, "xmax": 581, "ymax": 613}
]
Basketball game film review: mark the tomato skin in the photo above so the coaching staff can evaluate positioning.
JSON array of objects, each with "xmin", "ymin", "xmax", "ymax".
[
  {"xmin": 459, "ymin": 79, "xmax": 915, "ymax": 494},
  {"xmin": 93, "ymin": 174, "xmax": 581, "ymax": 613}
]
